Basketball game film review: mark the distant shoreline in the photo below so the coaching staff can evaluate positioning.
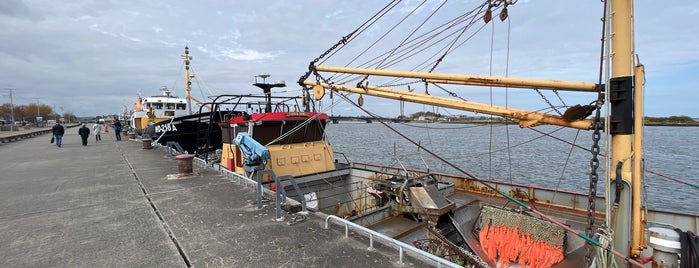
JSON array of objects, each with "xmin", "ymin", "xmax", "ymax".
[
  {"xmin": 402, "ymin": 120, "xmax": 699, "ymax": 127},
  {"xmin": 644, "ymin": 123, "xmax": 699, "ymax": 127}
]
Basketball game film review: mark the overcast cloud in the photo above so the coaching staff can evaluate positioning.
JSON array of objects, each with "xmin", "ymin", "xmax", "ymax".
[{"xmin": 1, "ymin": 0, "xmax": 697, "ymax": 118}]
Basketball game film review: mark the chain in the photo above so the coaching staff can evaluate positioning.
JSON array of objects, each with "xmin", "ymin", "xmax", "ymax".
[
  {"xmin": 553, "ymin": 89, "xmax": 568, "ymax": 107},
  {"xmin": 585, "ymin": 0, "xmax": 609, "ymax": 264},
  {"xmin": 297, "ymin": 30, "xmax": 357, "ymax": 87},
  {"xmin": 585, "ymin": 116, "xmax": 602, "ymax": 266},
  {"xmin": 535, "ymin": 89, "xmax": 563, "ymax": 115}
]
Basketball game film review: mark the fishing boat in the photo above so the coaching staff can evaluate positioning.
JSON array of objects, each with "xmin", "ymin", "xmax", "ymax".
[
  {"xmin": 129, "ymin": 86, "xmax": 187, "ymax": 133},
  {"xmin": 133, "ymin": 47, "xmax": 226, "ymax": 155},
  {"xmin": 207, "ymin": 1, "xmax": 698, "ymax": 267}
]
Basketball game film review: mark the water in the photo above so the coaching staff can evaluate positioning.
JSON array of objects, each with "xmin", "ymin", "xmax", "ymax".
[{"xmin": 325, "ymin": 122, "xmax": 699, "ymax": 214}]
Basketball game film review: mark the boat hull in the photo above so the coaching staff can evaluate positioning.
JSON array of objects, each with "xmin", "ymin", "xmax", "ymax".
[{"xmin": 143, "ymin": 112, "xmax": 225, "ymax": 154}]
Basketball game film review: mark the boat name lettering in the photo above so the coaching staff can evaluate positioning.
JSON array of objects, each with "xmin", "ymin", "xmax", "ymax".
[{"xmin": 155, "ymin": 123, "xmax": 178, "ymax": 133}]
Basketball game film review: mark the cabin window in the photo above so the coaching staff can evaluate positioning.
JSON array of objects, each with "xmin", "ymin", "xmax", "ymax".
[
  {"xmin": 166, "ymin": 103, "xmax": 175, "ymax": 110},
  {"xmin": 164, "ymin": 111, "xmax": 175, "ymax": 116},
  {"xmin": 152, "ymin": 103, "xmax": 163, "ymax": 109},
  {"xmin": 176, "ymin": 104, "xmax": 186, "ymax": 110}
]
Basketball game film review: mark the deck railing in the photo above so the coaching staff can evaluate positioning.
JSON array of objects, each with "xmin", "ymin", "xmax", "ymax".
[{"xmin": 324, "ymin": 215, "xmax": 461, "ymax": 268}]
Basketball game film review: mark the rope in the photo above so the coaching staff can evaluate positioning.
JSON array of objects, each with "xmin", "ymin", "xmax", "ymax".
[
  {"xmin": 646, "ymin": 169, "xmax": 699, "ymax": 190},
  {"xmin": 528, "ymin": 127, "xmax": 699, "ymax": 194},
  {"xmin": 488, "ymin": 8, "xmax": 495, "ymax": 181},
  {"xmin": 550, "ymin": 130, "xmax": 581, "ymax": 210},
  {"xmin": 504, "ymin": 12, "xmax": 514, "ymax": 192},
  {"xmin": 595, "ymin": 226, "xmax": 618, "ymax": 268},
  {"xmin": 676, "ymin": 229, "xmax": 699, "ymax": 268},
  {"xmin": 375, "ymin": 0, "xmax": 436, "ymax": 70},
  {"xmin": 287, "ymin": 214, "xmax": 307, "ymax": 226}
]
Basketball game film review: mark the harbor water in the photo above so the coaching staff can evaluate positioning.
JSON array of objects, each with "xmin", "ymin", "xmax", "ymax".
[{"xmin": 325, "ymin": 122, "xmax": 699, "ymax": 215}]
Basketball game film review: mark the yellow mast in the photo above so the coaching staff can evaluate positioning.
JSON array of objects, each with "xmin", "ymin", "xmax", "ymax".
[
  {"xmin": 607, "ymin": 0, "xmax": 646, "ymax": 260},
  {"xmin": 181, "ymin": 46, "xmax": 211, "ymax": 113}
]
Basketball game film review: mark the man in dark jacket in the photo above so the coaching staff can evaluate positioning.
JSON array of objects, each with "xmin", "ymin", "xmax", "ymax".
[
  {"xmin": 52, "ymin": 121, "xmax": 65, "ymax": 147},
  {"xmin": 113, "ymin": 119, "xmax": 122, "ymax": 141},
  {"xmin": 78, "ymin": 123, "xmax": 90, "ymax": 146}
]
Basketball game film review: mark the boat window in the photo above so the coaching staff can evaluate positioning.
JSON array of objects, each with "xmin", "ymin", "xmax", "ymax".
[
  {"xmin": 164, "ymin": 111, "xmax": 175, "ymax": 116},
  {"xmin": 176, "ymin": 104, "xmax": 186, "ymax": 110},
  {"xmin": 166, "ymin": 103, "xmax": 175, "ymax": 110},
  {"xmin": 152, "ymin": 103, "xmax": 163, "ymax": 109}
]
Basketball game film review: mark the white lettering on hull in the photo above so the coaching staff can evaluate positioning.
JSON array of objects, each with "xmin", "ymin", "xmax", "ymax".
[{"xmin": 155, "ymin": 123, "xmax": 179, "ymax": 133}]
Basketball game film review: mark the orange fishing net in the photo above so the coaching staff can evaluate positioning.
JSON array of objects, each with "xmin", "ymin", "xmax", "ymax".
[{"xmin": 479, "ymin": 222, "xmax": 564, "ymax": 268}]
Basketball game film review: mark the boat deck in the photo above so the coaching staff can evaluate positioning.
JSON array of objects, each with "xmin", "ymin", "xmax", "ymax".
[{"xmin": 0, "ymin": 127, "xmax": 433, "ymax": 267}]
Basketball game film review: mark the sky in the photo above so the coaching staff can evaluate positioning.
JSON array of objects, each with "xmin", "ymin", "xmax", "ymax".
[{"xmin": 1, "ymin": 0, "xmax": 698, "ymax": 118}]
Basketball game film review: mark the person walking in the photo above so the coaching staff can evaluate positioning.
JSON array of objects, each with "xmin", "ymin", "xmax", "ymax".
[
  {"xmin": 93, "ymin": 121, "xmax": 102, "ymax": 141},
  {"xmin": 51, "ymin": 121, "xmax": 65, "ymax": 147},
  {"xmin": 78, "ymin": 123, "xmax": 90, "ymax": 146},
  {"xmin": 113, "ymin": 119, "xmax": 122, "ymax": 141}
]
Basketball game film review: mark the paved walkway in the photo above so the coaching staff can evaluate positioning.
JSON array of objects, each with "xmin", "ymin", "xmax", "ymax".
[
  {"xmin": 0, "ymin": 124, "xmax": 82, "ymax": 143},
  {"xmin": 0, "ymin": 127, "xmax": 428, "ymax": 267}
]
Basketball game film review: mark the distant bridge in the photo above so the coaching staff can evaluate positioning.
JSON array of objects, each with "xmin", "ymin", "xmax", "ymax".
[{"xmin": 328, "ymin": 116, "xmax": 411, "ymax": 124}]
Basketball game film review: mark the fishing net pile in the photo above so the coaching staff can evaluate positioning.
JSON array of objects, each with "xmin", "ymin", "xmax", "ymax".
[{"xmin": 478, "ymin": 206, "xmax": 566, "ymax": 268}]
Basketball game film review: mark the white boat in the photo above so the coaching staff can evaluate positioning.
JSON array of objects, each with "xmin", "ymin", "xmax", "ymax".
[{"xmin": 130, "ymin": 86, "xmax": 188, "ymax": 132}]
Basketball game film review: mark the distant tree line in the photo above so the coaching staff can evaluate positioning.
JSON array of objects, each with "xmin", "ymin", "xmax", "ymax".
[
  {"xmin": 0, "ymin": 102, "xmax": 76, "ymax": 124},
  {"xmin": 410, "ymin": 111, "xmax": 443, "ymax": 119},
  {"xmin": 644, "ymin": 116, "xmax": 697, "ymax": 124}
]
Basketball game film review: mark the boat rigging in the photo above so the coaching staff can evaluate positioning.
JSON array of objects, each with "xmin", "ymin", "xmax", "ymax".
[{"xmin": 295, "ymin": 0, "xmax": 697, "ymax": 267}]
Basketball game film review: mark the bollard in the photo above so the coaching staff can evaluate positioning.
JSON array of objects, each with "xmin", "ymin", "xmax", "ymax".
[
  {"xmin": 175, "ymin": 154, "xmax": 195, "ymax": 175},
  {"xmin": 648, "ymin": 227, "xmax": 681, "ymax": 268},
  {"xmin": 142, "ymin": 138, "xmax": 153, "ymax": 149}
]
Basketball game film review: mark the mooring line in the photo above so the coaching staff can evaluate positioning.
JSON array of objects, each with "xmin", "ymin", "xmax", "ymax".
[{"xmin": 119, "ymin": 147, "xmax": 192, "ymax": 267}]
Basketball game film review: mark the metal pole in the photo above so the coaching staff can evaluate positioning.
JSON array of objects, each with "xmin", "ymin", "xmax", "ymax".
[
  {"xmin": 4, "ymin": 88, "xmax": 15, "ymax": 132},
  {"xmin": 34, "ymin": 98, "xmax": 40, "ymax": 127},
  {"xmin": 10, "ymin": 90, "xmax": 13, "ymax": 132},
  {"xmin": 256, "ymin": 171, "xmax": 263, "ymax": 209}
]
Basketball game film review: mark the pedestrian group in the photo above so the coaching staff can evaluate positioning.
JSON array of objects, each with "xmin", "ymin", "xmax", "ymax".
[{"xmin": 51, "ymin": 119, "xmax": 124, "ymax": 147}]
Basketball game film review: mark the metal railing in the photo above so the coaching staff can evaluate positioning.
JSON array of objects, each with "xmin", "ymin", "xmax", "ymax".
[
  {"xmin": 214, "ymin": 162, "xmax": 258, "ymax": 189},
  {"xmin": 196, "ymin": 156, "xmax": 460, "ymax": 267},
  {"xmin": 324, "ymin": 215, "xmax": 461, "ymax": 268}
]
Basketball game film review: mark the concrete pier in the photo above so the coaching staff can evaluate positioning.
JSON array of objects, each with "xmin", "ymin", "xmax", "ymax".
[{"xmin": 0, "ymin": 126, "xmax": 428, "ymax": 267}]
